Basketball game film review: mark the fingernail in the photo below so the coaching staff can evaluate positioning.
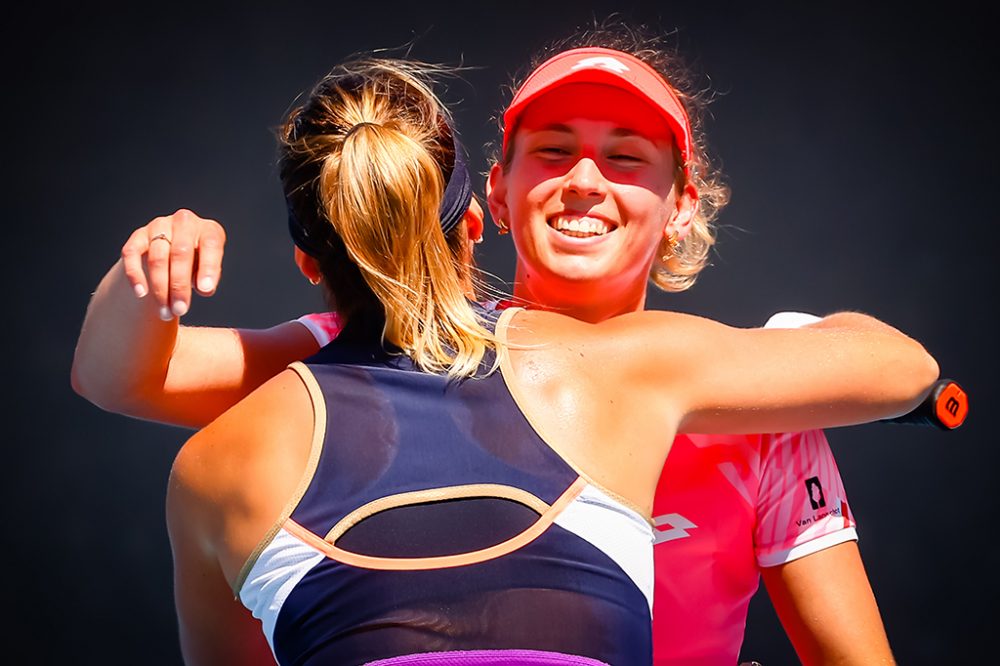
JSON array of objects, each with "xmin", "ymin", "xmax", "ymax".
[
  {"xmin": 197, "ymin": 276, "xmax": 216, "ymax": 293},
  {"xmin": 172, "ymin": 300, "xmax": 189, "ymax": 317},
  {"xmin": 159, "ymin": 306, "xmax": 174, "ymax": 321},
  {"xmin": 134, "ymin": 284, "xmax": 147, "ymax": 298}
]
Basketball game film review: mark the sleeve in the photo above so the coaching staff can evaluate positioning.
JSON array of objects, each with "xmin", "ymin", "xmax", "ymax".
[
  {"xmin": 754, "ymin": 429, "xmax": 858, "ymax": 568},
  {"xmin": 293, "ymin": 312, "xmax": 345, "ymax": 347}
]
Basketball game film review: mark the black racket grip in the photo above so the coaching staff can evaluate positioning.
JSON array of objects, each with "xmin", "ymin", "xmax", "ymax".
[{"xmin": 881, "ymin": 378, "xmax": 968, "ymax": 430}]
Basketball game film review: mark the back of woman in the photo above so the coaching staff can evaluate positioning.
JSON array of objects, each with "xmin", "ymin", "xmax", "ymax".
[{"xmin": 235, "ymin": 305, "xmax": 657, "ymax": 665}]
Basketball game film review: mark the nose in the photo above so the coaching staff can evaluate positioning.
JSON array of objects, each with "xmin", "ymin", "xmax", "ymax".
[{"xmin": 563, "ymin": 157, "xmax": 607, "ymax": 200}]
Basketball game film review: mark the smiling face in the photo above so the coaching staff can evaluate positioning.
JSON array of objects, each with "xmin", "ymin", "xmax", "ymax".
[{"xmin": 488, "ymin": 83, "xmax": 695, "ymax": 321}]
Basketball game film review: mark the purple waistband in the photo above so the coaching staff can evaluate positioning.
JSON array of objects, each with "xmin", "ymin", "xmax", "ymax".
[{"xmin": 364, "ymin": 649, "xmax": 610, "ymax": 666}]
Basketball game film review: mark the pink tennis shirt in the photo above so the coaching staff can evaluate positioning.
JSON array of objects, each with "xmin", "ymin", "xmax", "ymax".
[
  {"xmin": 295, "ymin": 312, "xmax": 857, "ymax": 665},
  {"xmin": 651, "ymin": 430, "xmax": 854, "ymax": 665}
]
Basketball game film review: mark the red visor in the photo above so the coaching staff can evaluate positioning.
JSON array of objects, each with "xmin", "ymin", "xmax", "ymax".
[{"xmin": 502, "ymin": 47, "xmax": 693, "ymax": 172}]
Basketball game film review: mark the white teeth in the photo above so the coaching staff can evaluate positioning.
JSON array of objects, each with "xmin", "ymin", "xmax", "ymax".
[{"xmin": 550, "ymin": 216, "xmax": 611, "ymax": 237}]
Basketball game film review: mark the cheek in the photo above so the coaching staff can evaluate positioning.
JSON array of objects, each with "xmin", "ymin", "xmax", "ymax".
[
  {"xmin": 618, "ymin": 187, "xmax": 672, "ymax": 229},
  {"xmin": 508, "ymin": 177, "xmax": 552, "ymax": 220}
]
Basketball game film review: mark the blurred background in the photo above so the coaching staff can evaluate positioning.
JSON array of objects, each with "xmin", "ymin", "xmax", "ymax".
[{"xmin": 7, "ymin": 2, "xmax": 995, "ymax": 663}]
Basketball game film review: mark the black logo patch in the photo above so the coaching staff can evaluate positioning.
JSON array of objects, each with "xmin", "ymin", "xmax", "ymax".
[{"xmin": 805, "ymin": 476, "xmax": 826, "ymax": 510}]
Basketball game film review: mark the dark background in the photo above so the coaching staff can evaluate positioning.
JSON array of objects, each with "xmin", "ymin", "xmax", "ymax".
[{"xmin": 8, "ymin": 2, "xmax": 996, "ymax": 664}]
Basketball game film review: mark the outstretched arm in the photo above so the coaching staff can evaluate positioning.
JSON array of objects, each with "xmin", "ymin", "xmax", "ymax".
[
  {"xmin": 71, "ymin": 210, "xmax": 322, "ymax": 428},
  {"xmin": 680, "ymin": 311, "xmax": 938, "ymax": 434},
  {"xmin": 589, "ymin": 307, "xmax": 940, "ymax": 436}
]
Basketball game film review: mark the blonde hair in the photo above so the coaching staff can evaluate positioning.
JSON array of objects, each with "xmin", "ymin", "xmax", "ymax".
[
  {"xmin": 649, "ymin": 144, "xmax": 730, "ymax": 293},
  {"xmin": 279, "ymin": 58, "xmax": 494, "ymax": 377}
]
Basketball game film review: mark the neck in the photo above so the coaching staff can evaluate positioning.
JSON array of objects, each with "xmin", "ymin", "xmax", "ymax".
[{"xmin": 511, "ymin": 266, "xmax": 648, "ymax": 324}]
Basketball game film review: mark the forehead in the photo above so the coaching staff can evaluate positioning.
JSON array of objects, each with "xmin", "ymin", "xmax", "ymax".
[{"xmin": 516, "ymin": 82, "xmax": 675, "ymax": 144}]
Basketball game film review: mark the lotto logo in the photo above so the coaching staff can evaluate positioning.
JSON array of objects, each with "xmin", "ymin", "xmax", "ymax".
[
  {"xmin": 570, "ymin": 56, "xmax": 630, "ymax": 74},
  {"xmin": 652, "ymin": 513, "xmax": 698, "ymax": 544}
]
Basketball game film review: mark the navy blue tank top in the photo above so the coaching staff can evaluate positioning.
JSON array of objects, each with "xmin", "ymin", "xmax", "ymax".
[{"xmin": 237, "ymin": 307, "xmax": 654, "ymax": 665}]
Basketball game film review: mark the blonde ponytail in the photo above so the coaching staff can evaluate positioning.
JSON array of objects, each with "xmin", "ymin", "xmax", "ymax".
[{"xmin": 280, "ymin": 59, "xmax": 495, "ymax": 377}]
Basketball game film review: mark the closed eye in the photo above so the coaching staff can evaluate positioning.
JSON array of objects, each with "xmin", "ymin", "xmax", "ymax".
[
  {"xmin": 534, "ymin": 146, "xmax": 573, "ymax": 159},
  {"xmin": 609, "ymin": 153, "xmax": 644, "ymax": 163}
]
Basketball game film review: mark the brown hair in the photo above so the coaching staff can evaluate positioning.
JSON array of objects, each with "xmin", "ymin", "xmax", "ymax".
[
  {"xmin": 279, "ymin": 58, "xmax": 494, "ymax": 377},
  {"xmin": 494, "ymin": 19, "xmax": 731, "ymax": 292}
]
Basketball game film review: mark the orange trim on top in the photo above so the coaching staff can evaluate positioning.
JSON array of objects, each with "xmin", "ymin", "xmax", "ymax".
[
  {"xmin": 494, "ymin": 309, "xmax": 652, "ymax": 524},
  {"xmin": 325, "ymin": 484, "xmax": 550, "ymax": 543},
  {"xmin": 283, "ymin": 477, "xmax": 588, "ymax": 571},
  {"xmin": 232, "ymin": 361, "xmax": 328, "ymax": 596}
]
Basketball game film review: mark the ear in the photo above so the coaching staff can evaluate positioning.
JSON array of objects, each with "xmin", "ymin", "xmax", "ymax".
[
  {"xmin": 464, "ymin": 197, "xmax": 485, "ymax": 243},
  {"xmin": 665, "ymin": 182, "xmax": 699, "ymax": 241},
  {"xmin": 486, "ymin": 163, "xmax": 509, "ymax": 232},
  {"xmin": 294, "ymin": 247, "xmax": 322, "ymax": 285}
]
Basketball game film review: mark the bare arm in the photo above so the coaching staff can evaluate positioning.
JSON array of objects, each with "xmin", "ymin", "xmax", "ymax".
[
  {"xmin": 71, "ymin": 210, "xmax": 322, "ymax": 428},
  {"xmin": 762, "ymin": 542, "xmax": 896, "ymax": 665},
  {"xmin": 599, "ymin": 308, "xmax": 940, "ymax": 435},
  {"xmin": 168, "ymin": 520, "xmax": 276, "ymax": 666},
  {"xmin": 675, "ymin": 311, "xmax": 936, "ymax": 434},
  {"xmin": 166, "ymin": 369, "xmax": 313, "ymax": 664},
  {"xmin": 167, "ymin": 445, "xmax": 277, "ymax": 666}
]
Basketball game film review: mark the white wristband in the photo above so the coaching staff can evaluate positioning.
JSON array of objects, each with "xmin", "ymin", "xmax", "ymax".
[{"xmin": 764, "ymin": 311, "xmax": 822, "ymax": 329}]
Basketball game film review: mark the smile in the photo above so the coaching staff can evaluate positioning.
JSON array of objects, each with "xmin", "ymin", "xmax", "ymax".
[{"xmin": 547, "ymin": 215, "xmax": 616, "ymax": 238}]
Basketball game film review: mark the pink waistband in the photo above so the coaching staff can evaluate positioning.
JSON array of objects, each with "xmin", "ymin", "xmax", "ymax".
[{"xmin": 364, "ymin": 650, "xmax": 610, "ymax": 665}]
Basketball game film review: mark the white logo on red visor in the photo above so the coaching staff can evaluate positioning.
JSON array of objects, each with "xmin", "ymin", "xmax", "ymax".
[
  {"xmin": 652, "ymin": 513, "xmax": 698, "ymax": 544},
  {"xmin": 571, "ymin": 56, "xmax": 630, "ymax": 74}
]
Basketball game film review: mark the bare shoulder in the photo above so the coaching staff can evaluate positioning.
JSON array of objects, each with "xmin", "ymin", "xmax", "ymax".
[
  {"xmin": 504, "ymin": 308, "xmax": 729, "ymax": 375},
  {"xmin": 499, "ymin": 309, "xmax": 724, "ymax": 420},
  {"xmin": 165, "ymin": 372, "xmax": 306, "ymax": 663},
  {"xmin": 599, "ymin": 310, "xmax": 730, "ymax": 345},
  {"xmin": 166, "ymin": 368, "xmax": 316, "ymax": 558},
  {"xmin": 170, "ymin": 369, "xmax": 313, "ymax": 489},
  {"xmin": 506, "ymin": 308, "xmax": 719, "ymax": 347}
]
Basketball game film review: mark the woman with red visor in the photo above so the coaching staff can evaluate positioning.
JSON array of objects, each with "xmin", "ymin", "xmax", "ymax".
[
  {"xmin": 74, "ymin": 29, "xmax": 917, "ymax": 666},
  {"xmin": 486, "ymin": 36, "xmax": 897, "ymax": 666}
]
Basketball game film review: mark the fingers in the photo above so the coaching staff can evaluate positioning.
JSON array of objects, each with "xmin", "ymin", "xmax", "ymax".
[
  {"xmin": 121, "ymin": 227, "xmax": 152, "ymax": 299},
  {"xmin": 120, "ymin": 209, "xmax": 227, "ymax": 321},
  {"xmin": 166, "ymin": 210, "xmax": 202, "ymax": 318},
  {"xmin": 193, "ymin": 218, "xmax": 226, "ymax": 298},
  {"xmin": 145, "ymin": 215, "xmax": 179, "ymax": 320}
]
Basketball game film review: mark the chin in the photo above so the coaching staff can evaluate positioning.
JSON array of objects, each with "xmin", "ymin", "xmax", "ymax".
[{"xmin": 543, "ymin": 256, "xmax": 610, "ymax": 284}]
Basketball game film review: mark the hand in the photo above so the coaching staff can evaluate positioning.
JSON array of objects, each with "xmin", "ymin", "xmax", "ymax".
[{"xmin": 121, "ymin": 209, "xmax": 227, "ymax": 320}]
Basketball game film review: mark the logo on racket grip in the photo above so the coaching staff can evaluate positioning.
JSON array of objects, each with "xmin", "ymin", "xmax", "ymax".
[{"xmin": 935, "ymin": 381, "xmax": 968, "ymax": 429}]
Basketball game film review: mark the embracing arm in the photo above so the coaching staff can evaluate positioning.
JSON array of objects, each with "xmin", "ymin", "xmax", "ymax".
[
  {"xmin": 165, "ymin": 368, "xmax": 314, "ymax": 664},
  {"xmin": 70, "ymin": 210, "xmax": 322, "ymax": 429},
  {"xmin": 167, "ymin": 422, "xmax": 276, "ymax": 665},
  {"xmin": 614, "ymin": 309, "xmax": 939, "ymax": 435},
  {"xmin": 167, "ymin": 509, "xmax": 276, "ymax": 666},
  {"xmin": 168, "ymin": 441, "xmax": 279, "ymax": 666},
  {"xmin": 752, "ymin": 425, "xmax": 896, "ymax": 664},
  {"xmin": 763, "ymin": 542, "xmax": 895, "ymax": 665}
]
